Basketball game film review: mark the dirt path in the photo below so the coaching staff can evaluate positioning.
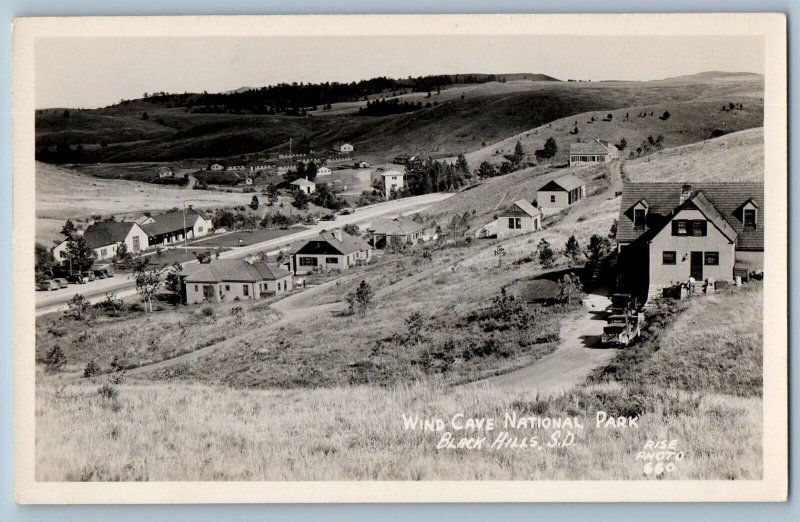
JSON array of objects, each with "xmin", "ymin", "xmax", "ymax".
[{"xmin": 470, "ymin": 291, "xmax": 619, "ymax": 396}]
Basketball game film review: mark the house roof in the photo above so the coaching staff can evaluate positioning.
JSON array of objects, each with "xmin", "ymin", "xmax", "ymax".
[
  {"xmin": 185, "ymin": 260, "xmax": 290, "ymax": 283},
  {"xmin": 83, "ymin": 222, "xmax": 140, "ymax": 250},
  {"xmin": 498, "ymin": 199, "xmax": 543, "ymax": 218},
  {"xmin": 569, "ymin": 138, "xmax": 615, "ymax": 155},
  {"xmin": 617, "ymin": 182, "xmax": 764, "ymax": 251},
  {"xmin": 290, "ymin": 178, "xmax": 315, "ymax": 187},
  {"xmin": 538, "ymin": 173, "xmax": 585, "ymax": 192},
  {"xmin": 372, "ymin": 218, "xmax": 426, "ymax": 236},
  {"xmin": 295, "ymin": 230, "xmax": 370, "ymax": 256},
  {"xmin": 381, "ymin": 170, "xmax": 404, "ymax": 178},
  {"xmin": 141, "ymin": 208, "xmax": 207, "ymax": 237}
]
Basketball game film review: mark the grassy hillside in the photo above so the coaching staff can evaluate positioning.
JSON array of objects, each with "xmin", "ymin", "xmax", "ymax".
[
  {"xmin": 35, "ymin": 285, "xmax": 762, "ymax": 481},
  {"xmin": 623, "ymin": 128, "xmax": 763, "ymax": 182},
  {"xmin": 36, "ymin": 74, "xmax": 763, "ymax": 165}
]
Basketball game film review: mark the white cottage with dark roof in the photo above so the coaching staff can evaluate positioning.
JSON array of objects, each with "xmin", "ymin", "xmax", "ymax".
[{"xmin": 569, "ymin": 138, "xmax": 619, "ymax": 166}]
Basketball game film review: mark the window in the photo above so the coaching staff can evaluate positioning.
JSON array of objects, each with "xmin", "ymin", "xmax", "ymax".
[
  {"xmin": 194, "ymin": 285, "xmax": 198, "ymax": 292},
  {"xmin": 101, "ymin": 248, "xmax": 107, "ymax": 258},
  {"xmin": 198, "ymin": 226, "xmax": 204, "ymax": 232},
  {"xmin": 744, "ymin": 209, "xmax": 757, "ymax": 229},
  {"xmin": 704, "ymin": 252, "xmax": 719, "ymax": 265},
  {"xmin": 225, "ymin": 284, "xmax": 230, "ymax": 291},
  {"xmin": 508, "ymin": 217, "xmax": 521, "ymax": 229},
  {"xmin": 326, "ymin": 257, "xmax": 339, "ymax": 264},
  {"xmin": 633, "ymin": 208, "xmax": 646, "ymax": 228},
  {"xmin": 672, "ymin": 220, "xmax": 688, "ymax": 236},
  {"xmin": 550, "ymin": 195, "xmax": 556, "ymax": 203},
  {"xmin": 132, "ymin": 236, "xmax": 140, "ymax": 251},
  {"xmin": 662, "ymin": 251, "xmax": 676, "ymax": 265},
  {"xmin": 243, "ymin": 285, "xmax": 249, "ymax": 296},
  {"xmin": 692, "ymin": 220, "xmax": 707, "ymax": 236},
  {"xmin": 299, "ymin": 257, "xmax": 317, "ymax": 266}
]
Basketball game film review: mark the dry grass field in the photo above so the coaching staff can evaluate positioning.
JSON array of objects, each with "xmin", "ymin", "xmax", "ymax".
[
  {"xmin": 35, "ymin": 283, "xmax": 763, "ymax": 481},
  {"xmin": 623, "ymin": 127, "xmax": 763, "ymax": 183}
]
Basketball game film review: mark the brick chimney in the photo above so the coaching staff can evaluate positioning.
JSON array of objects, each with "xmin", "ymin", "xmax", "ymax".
[{"xmin": 680, "ymin": 184, "xmax": 693, "ymax": 204}]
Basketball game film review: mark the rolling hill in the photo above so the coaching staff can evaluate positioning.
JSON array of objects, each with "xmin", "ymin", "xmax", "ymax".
[{"xmin": 36, "ymin": 73, "xmax": 763, "ymax": 168}]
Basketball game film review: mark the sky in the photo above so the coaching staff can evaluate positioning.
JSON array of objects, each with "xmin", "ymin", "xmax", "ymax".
[{"xmin": 35, "ymin": 34, "xmax": 764, "ymax": 109}]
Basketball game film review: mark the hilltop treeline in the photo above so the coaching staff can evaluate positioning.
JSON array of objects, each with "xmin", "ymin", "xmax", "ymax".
[{"xmin": 118, "ymin": 74, "xmax": 509, "ymax": 115}]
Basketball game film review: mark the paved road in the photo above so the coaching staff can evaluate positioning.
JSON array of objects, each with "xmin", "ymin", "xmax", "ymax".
[{"xmin": 35, "ymin": 192, "xmax": 452, "ymax": 316}]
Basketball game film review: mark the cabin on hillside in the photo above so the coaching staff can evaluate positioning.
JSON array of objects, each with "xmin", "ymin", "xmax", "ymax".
[
  {"xmin": 184, "ymin": 259, "xmax": 293, "ymax": 304},
  {"xmin": 496, "ymin": 200, "xmax": 543, "ymax": 239},
  {"xmin": 331, "ymin": 142, "xmax": 354, "ymax": 153},
  {"xmin": 536, "ymin": 174, "xmax": 587, "ymax": 211},
  {"xmin": 370, "ymin": 218, "xmax": 427, "ymax": 248},
  {"xmin": 317, "ymin": 166, "xmax": 332, "ymax": 176},
  {"xmin": 616, "ymin": 182, "xmax": 764, "ymax": 302},
  {"xmin": 290, "ymin": 230, "xmax": 372, "ymax": 275},
  {"xmin": 290, "ymin": 177, "xmax": 316, "ymax": 194},
  {"xmin": 569, "ymin": 138, "xmax": 619, "ymax": 166}
]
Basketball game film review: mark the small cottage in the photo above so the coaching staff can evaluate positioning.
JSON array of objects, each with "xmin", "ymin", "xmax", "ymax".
[
  {"xmin": 496, "ymin": 200, "xmax": 543, "ymax": 238},
  {"xmin": 537, "ymin": 174, "xmax": 587, "ymax": 211}
]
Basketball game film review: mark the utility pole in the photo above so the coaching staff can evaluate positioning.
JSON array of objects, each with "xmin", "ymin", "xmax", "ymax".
[
  {"xmin": 182, "ymin": 202, "xmax": 188, "ymax": 247},
  {"xmin": 289, "ymin": 137, "xmax": 292, "ymax": 156}
]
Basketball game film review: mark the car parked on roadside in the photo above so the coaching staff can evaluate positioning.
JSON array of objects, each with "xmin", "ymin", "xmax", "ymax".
[
  {"xmin": 94, "ymin": 268, "xmax": 113, "ymax": 278},
  {"xmin": 320, "ymin": 214, "xmax": 337, "ymax": 221},
  {"xmin": 339, "ymin": 207, "xmax": 355, "ymax": 215},
  {"xmin": 36, "ymin": 280, "xmax": 60, "ymax": 291},
  {"xmin": 82, "ymin": 271, "xmax": 96, "ymax": 282},
  {"xmin": 66, "ymin": 273, "xmax": 89, "ymax": 284},
  {"xmin": 53, "ymin": 278, "xmax": 69, "ymax": 289}
]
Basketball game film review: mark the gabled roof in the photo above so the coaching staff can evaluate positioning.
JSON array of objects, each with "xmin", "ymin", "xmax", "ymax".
[
  {"xmin": 290, "ymin": 178, "xmax": 315, "ymax": 187},
  {"xmin": 569, "ymin": 138, "xmax": 616, "ymax": 155},
  {"xmin": 295, "ymin": 230, "xmax": 370, "ymax": 256},
  {"xmin": 184, "ymin": 260, "xmax": 290, "ymax": 283},
  {"xmin": 498, "ymin": 199, "xmax": 543, "ymax": 218},
  {"xmin": 372, "ymin": 218, "xmax": 426, "ymax": 236},
  {"xmin": 140, "ymin": 208, "xmax": 207, "ymax": 237},
  {"xmin": 617, "ymin": 182, "xmax": 764, "ymax": 251},
  {"xmin": 538, "ymin": 173, "xmax": 585, "ymax": 192},
  {"xmin": 83, "ymin": 222, "xmax": 140, "ymax": 250}
]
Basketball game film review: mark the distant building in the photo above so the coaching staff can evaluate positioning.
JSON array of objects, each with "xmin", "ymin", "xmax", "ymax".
[
  {"xmin": 290, "ymin": 230, "xmax": 372, "ymax": 275},
  {"xmin": 244, "ymin": 177, "xmax": 253, "ymax": 186},
  {"xmin": 53, "ymin": 221, "xmax": 149, "ymax": 263},
  {"xmin": 290, "ymin": 177, "xmax": 316, "ymax": 194},
  {"xmin": 537, "ymin": 174, "xmax": 586, "ymax": 211},
  {"xmin": 371, "ymin": 218, "xmax": 427, "ymax": 248},
  {"xmin": 317, "ymin": 166, "xmax": 332, "ymax": 176},
  {"xmin": 617, "ymin": 182, "xmax": 764, "ymax": 302},
  {"xmin": 184, "ymin": 259, "xmax": 293, "ymax": 304},
  {"xmin": 209, "ymin": 163, "xmax": 225, "ymax": 171},
  {"xmin": 380, "ymin": 170, "xmax": 405, "ymax": 198},
  {"xmin": 358, "ymin": 161, "xmax": 370, "ymax": 168},
  {"xmin": 227, "ymin": 165, "xmax": 246, "ymax": 171},
  {"xmin": 157, "ymin": 166, "xmax": 175, "ymax": 178},
  {"xmin": 496, "ymin": 200, "xmax": 543, "ymax": 239},
  {"xmin": 331, "ymin": 142, "xmax": 354, "ymax": 153},
  {"xmin": 568, "ymin": 138, "xmax": 619, "ymax": 166}
]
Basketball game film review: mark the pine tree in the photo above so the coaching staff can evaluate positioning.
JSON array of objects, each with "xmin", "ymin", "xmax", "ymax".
[{"xmin": 564, "ymin": 235, "xmax": 582, "ymax": 266}]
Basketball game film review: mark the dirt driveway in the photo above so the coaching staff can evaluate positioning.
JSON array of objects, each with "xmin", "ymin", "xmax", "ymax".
[{"xmin": 470, "ymin": 291, "xmax": 618, "ymax": 396}]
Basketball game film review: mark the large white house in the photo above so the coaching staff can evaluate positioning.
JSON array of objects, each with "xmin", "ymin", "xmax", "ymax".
[
  {"xmin": 290, "ymin": 229, "xmax": 372, "ymax": 275},
  {"xmin": 137, "ymin": 207, "xmax": 213, "ymax": 247},
  {"xmin": 184, "ymin": 259, "xmax": 293, "ymax": 304},
  {"xmin": 380, "ymin": 170, "xmax": 405, "ymax": 198},
  {"xmin": 53, "ymin": 221, "xmax": 149, "ymax": 262}
]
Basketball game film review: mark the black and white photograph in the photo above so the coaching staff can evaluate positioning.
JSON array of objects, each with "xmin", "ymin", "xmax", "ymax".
[{"xmin": 12, "ymin": 13, "xmax": 788, "ymax": 503}]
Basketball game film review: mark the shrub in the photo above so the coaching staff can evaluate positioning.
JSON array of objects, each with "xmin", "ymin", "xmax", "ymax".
[
  {"xmin": 44, "ymin": 345, "xmax": 67, "ymax": 372},
  {"xmin": 201, "ymin": 306, "xmax": 215, "ymax": 318},
  {"xmin": 83, "ymin": 359, "xmax": 100, "ymax": 378},
  {"xmin": 97, "ymin": 383, "xmax": 119, "ymax": 401}
]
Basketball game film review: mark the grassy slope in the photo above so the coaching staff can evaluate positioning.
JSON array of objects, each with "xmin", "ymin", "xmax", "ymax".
[
  {"xmin": 35, "ymin": 285, "xmax": 762, "ymax": 481},
  {"xmin": 36, "ymin": 74, "xmax": 763, "ymax": 165},
  {"xmin": 623, "ymin": 127, "xmax": 763, "ymax": 182}
]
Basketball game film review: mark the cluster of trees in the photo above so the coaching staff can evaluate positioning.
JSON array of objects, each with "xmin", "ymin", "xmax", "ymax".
[
  {"xmin": 402, "ymin": 154, "xmax": 472, "ymax": 196},
  {"xmin": 36, "ymin": 143, "xmax": 87, "ymax": 163},
  {"xmin": 357, "ymin": 98, "xmax": 424, "ymax": 116},
  {"xmin": 124, "ymin": 74, "xmax": 498, "ymax": 115},
  {"xmin": 212, "ymin": 208, "xmax": 259, "ymax": 229},
  {"xmin": 627, "ymin": 134, "xmax": 665, "ymax": 159}
]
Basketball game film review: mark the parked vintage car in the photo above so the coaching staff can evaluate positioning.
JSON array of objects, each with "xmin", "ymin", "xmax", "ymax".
[
  {"xmin": 53, "ymin": 278, "xmax": 69, "ymax": 288},
  {"xmin": 601, "ymin": 312, "xmax": 644, "ymax": 347},
  {"xmin": 320, "ymin": 214, "xmax": 337, "ymax": 221},
  {"xmin": 66, "ymin": 273, "xmax": 89, "ymax": 284},
  {"xmin": 36, "ymin": 279, "xmax": 60, "ymax": 291},
  {"xmin": 339, "ymin": 207, "xmax": 355, "ymax": 215},
  {"xmin": 609, "ymin": 293, "xmax": 638, "ymax": 315},
  {"xmin": 94, "ymin": 268, "xmax": 113, "ymax": 278},
  {"xmin": 81, "ymin": 271, "xmax": 96, "ymax": 282}
]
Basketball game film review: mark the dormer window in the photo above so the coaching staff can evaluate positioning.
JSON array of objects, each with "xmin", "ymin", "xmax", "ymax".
[
  {"xmin": 632, "ymin": 200, "xmax": 648, "ymax": 229},
  {"xmin": 742, "ymin": 199, "xmax": 759, "ymax": 229}
]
